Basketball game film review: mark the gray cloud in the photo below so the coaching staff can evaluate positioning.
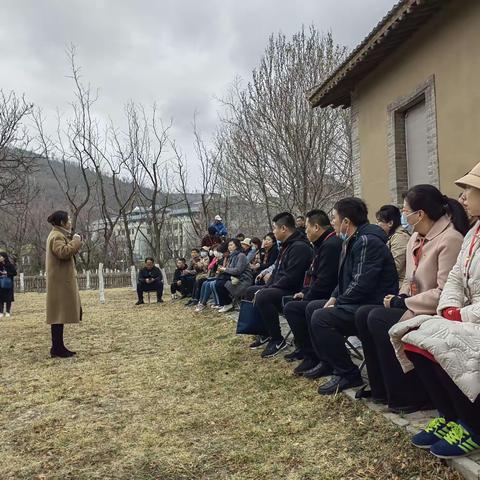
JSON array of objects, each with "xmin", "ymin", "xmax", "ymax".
[{"xmin": 0, "ymin": 0, "xmax": 396, "ymax": 188}]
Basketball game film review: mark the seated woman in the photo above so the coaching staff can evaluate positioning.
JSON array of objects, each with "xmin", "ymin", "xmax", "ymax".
[
  {"xmin": 194, "ymin": 243, "xmax": 227, "ymax": 312},
  {"xmin": 389, "ymin": 166, "xmax": 480, "ymax": 459},
  {"xmin": 355, "ymin": 185, "xmax": 469, "ymax": 413},
  {"xmin": 376, "ymin": 205, "xmax": 410, "ymax": 285},
  {"xmin": 185, "ymin": 247, "xmax": 212, "ymax": 306},
  {"xmin": 251, "ymin": 233, "xmax": 279, "ymax": 282},
  {"xmin": 215, "ymin": 238, "xmax": 249, "ymax": 313}
]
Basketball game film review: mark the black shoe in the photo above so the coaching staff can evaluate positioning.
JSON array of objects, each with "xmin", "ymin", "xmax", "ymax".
[
  {"xmin": 293, "ymin": 357, "xmax": 320, "ymax": 376},
  {"xmin": 302, "ymin": 361, "xmax": 333, "ymax": 379},
  {"xmin": 135, "ymin": 300, "xmax": 145, "ymax": 306},
  {"xmin": 284, "ymin": 348, "xmax": 304, "ymax": 362},
  {"xmin": 157, "ymin": 299, "xmax": 164, "ymax": 303},
  {"xmin": 185, "ymin": 299, "xmax": 195, "ymax": 306},
  {"xmin": 261, "ymin": 338, "xmax": 287, "ymax": 358},
  {"xmin": 50, "ymin": 347, "xmax": 75, "ymax": 358},
  {"xmin": 249, "ymin": 336, "xmax": 270, "ymax": 349},
  {"xmin": 318, "ymin": 375, "xmax": 364, "ymax": 396}
]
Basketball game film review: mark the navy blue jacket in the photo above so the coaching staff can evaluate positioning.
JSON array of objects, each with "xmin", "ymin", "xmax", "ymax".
[
  {"xmin": 268, "ymin": 230, "xmax": 313, "ymax": 293},
  {"xmin": 303, "ymin": 228, "xmax": 343, "ymax": 301},
  {"xmin": 333, "ymin": 223, "xmax": 399, "ymax": 312}
]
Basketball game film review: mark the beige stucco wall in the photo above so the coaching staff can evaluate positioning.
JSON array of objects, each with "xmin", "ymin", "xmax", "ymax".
[{"xmin": 354, "ymin": 0, "xmax": 480, "ymax": 213}]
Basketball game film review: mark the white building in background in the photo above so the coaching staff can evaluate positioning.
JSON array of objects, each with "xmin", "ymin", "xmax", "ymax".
[{"xmin": 89, "ymin": 203, "xmax": 201, "ymax": 264}]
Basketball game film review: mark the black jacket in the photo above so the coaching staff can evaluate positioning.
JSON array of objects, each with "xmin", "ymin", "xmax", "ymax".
[
  {"xmin": 268, "ymin": 230, "xmax": 313, "ymax": 292},
  {"xmin": 172, "ymin": 266, "xmax": 187, "ymax": 284},
  {"xmin": 303, "ymin": 228, "xmax": 343, "ymax": 301},
  {"xmin": 333, "ymin": 223, "xmax": 399, "ymax": 312},
  {"xmin": 259, "ymin": 243, "xmax": 279, "ymax": 271},
  {"xmin": 0, "ymin": 261, "xmax": 16, "ymax": 303},
  {"xmin": 138, "ymin": 266, "xmax": 162, "ymax": 283}
]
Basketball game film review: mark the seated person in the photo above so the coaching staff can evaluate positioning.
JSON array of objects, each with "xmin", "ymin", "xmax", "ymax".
[
  {"xmin": 251, "ymin": 232, "xmax": 278, "ymax": 274},
  {"xmin": 170, "ymin": 258, "xmax": 187, "ymax": 299},
  {"xmin": 186, "ymin": 247, "xmax": 213, "ymax": 306},
  {"xmin": 245, "ymin": 212, "xmax": 313, "ymax": 358},
  {"xmin": 308, "ymin": 197, "xmax": 399, "ymax": 395},
  {"xmin": 376, "ymin": 205, "xmax": 410, "ymax": 285},
  {"xmin": 355, "ymin": 185, "xmax": 467, "ymax": 412},
  {"xmin": 215, "ymin": 238, "xmax": 249, "ymax": 313},
  {"xmin": 201, "ymin": 226, "xmax": 221, "ymax": 248},
  {"xmin": 283, "ymin": 209, "xmax": 342, "ymax": 373},
  {"xmin": 176, "ymin": 248, "xmax": 201, "ymax": 297},
  {"xmin": 211, "ymin": 215, "xmax": 227, "ymax": 238},
  {"xmin": 136, "ymin": 257, "xmax": 163, "ymax": 304}
]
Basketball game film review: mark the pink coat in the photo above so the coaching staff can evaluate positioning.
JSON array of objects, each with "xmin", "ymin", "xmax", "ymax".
[{"xmin": 399, "ymin": 215, "xmax": 463, "ymax": 320}]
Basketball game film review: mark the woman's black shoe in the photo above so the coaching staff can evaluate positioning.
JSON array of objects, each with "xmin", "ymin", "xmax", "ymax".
[
  {"xmin": 389, "ymin": 402, "xmax": 433, "ymax": 414},
  {"xmin": 284, "ymin": 348, "xmax": 304, "ymax": 362},
  {"xmin": 302, "ymin": 361, "xmax": 333, "ymax": 380},
  {"xmin": 355, "ymin": 384, "xmax": 372, "ymax": 400},
  {"xmin": 50, "ymin": 347, "xmax": 76, "ymax": 358}
]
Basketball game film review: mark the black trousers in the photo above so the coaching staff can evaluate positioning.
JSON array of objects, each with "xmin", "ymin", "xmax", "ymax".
[
  {"xmin": 355, "ymin": 305, "xmax": 429, "ymax": 408},
  {"xmin": 216, "ymin": 283, "xmax": 232, "ymax": 306},
  {"xmin": 245, "ymin": 285, "xmax": 292, "ymax": 341},
  {"xmin": 170, "ymin": 275, "xmax": 195, "ymax": 296},
  {"xmin": 137, "ymin": 279, "xmax": 163, "ymax": 302},
  {"xmin": 284, "ymin": 299, "xmax": 328, "ymax": 360},
  {"xmin": 192, "ymin": 278, "xmax": 208, "ymax": 301},
  {"xmin": 408, "ymin": 352, "xmax": 480, "ymax": 434},
  {"xmin": 1, "ymin": 301, "xmax": 12, "ymax": 313},
  {"xmin": 310, "ymin": 305, "xmax": 360, "ymax": 380}
]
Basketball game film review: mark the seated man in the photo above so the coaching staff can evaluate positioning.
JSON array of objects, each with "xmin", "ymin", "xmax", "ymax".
[
  {"xmin": 170, "ymin": 258, "xmax": 187, "ymax": 299},
  {"xmin": 245, "ymin": 212, "xmax": 313, "ymax": 358},
  {"xmin": 308, "ymin": 197, "xmax": 399, "ymax": 395},
  {"xmin": 136, "ymin": 257, "xmax": 164, "ymax": 305},
  {"xmin": 283, "ymin": 209, "xmax": 342, "ymax": 374}
]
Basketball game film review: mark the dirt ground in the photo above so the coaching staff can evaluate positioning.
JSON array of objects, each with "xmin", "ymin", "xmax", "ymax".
[{"xmin": 0, "ymin": 289, "xmax": 462, "ymax": 479}]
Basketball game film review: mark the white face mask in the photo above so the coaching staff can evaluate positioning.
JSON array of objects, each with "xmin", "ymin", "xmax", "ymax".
[
  {"xmin": 214, "ymin": 251, "xmax": 223, "ymax": 259},
  {"xmin": 200, "ymin": 251, "xmax": 208, "ymax": 258}
]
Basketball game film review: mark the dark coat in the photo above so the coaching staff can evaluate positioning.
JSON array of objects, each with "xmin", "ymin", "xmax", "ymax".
[
  {"xmin": 201, "ymin": 234, "xmax": 221, "ymax": 248},
  {"xmin": 0, "ymin": 261, "xmax": 17, "ymax": 303},
  {"xmin": 303, "ymin": 228, "xmax": 343, "ymax": 301},
  {"xmin": 172, "ymin": 266, "xmax": 187, "ymax": 284},
  {"xmin": 259, "ymin": 244, "xmax": 279, "ymax": 271},
  {"xmin": 138, "ymin": 266, "xmax": 162, "ymax": 284},
  {"xmin": 268, "ymin": 230, "xmax": 313, "ymax": 293},
  {"xmin": 333, "ymin": 223, "xmax": 399, "ymax": 313}
]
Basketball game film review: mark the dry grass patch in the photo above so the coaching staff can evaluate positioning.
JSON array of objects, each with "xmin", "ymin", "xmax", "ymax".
[{"xmin": 0, "ymin": 289, "xmax": 462, "ymax": 479}]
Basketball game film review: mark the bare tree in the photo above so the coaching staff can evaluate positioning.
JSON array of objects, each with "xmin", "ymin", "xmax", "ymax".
[
  {"xmin": 217, "ymin": 27, "xmax": 352, "ymax": 221},
  {"xmin": 0, "ymin": 90, "xmax": 36, "ymax": 210}
]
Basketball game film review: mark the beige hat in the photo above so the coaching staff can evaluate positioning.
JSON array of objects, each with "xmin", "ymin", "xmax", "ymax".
[
  {"xmin": 455, "ymin": 163, "xmax": 480, "ymax": 190},
  {"xmin": 241, "ymin": 237, "xmax": 251, "ymax": 246}
]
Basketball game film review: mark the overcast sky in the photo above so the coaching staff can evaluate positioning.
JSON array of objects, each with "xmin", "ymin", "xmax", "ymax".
[{"xmin": 0, "ymin": 0, "xmax": 396, "ymax": 188}]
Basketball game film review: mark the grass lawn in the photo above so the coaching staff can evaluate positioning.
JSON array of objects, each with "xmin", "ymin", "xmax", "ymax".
[{"xmin": 0, "ymin": 288, "xmax": 462, "ymax": 480}]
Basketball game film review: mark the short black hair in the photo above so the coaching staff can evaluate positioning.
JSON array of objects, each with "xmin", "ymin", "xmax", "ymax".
[
  {"xmin": 305, "ymin": 209, "xmax": 331, "ymax": 228},
  {"xmin": 236, "ymin": 233, "xmax": 245, "ymax": 239},
  {"xmin": 272, "ymin": 212, "xmax": 296, "ymax": 230},
  {"xmin": 228, "ymin": 238, "xmax": 242, "ymax": 250},
  {"xmin": 177, "ymin": 257, "xmax": 186, "ymax": 263},
  {"xmin": 376, "ymin": 205, "xmax": 401, "ymax": 236},
  {"xmin": 191, "ymin": 248, "xmax": 200, "ymax": 254},
  {"xmin": 296, "ymin": 215, "xmax": 305, "ymax": 220},
  {"xmin": 334, "ymin": 197, "xmax": 368, "ymax": 226},
  {"xmin": 145, "ymin": 257, "xmax": 155, "ymax": 263},
  {"xmin": 208, "ymin": 226, "xmax": 217, "ymax": 235},
  {"xmin": 217, "ymin": 242, "xmax": 229, "ymax": 253},
  {"xmin": 47, "ymin": 210, "xmax": 69, "ymax": 227}
]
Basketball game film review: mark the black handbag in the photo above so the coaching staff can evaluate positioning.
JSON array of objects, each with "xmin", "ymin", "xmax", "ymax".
[{"xmin": 236, "ymin": 300, "xmax": 268, "ymax": 336}]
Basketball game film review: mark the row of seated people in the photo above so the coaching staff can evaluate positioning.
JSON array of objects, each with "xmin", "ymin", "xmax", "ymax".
[{"xmin": 172, "ymin": 166, "xmax": 480, "ymax": 460}]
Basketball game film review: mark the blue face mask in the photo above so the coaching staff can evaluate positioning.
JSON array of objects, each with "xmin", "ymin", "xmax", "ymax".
[
  {"xmin": 339, "ymin": 219, "xmax": 350, "ymax": 242},
  {"xmin": 401, "ymin": 212, "xmax": 415, "ymax": 233}
]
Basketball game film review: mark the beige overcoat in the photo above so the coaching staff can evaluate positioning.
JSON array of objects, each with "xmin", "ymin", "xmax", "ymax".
[{"xmin": 45, "ymin": 227, "xmax": 82, "ymax": 325}]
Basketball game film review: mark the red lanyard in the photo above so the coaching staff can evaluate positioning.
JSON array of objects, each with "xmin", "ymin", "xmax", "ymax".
[
  {"xmin": 464, "ymin": 224, "xmax": 480, "ymax": 279},
  {"xmin": 413, "ymin": 237, "xmax": 426, "ymax": 271}
]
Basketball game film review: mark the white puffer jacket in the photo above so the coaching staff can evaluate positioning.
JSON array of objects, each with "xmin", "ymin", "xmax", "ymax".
[{"xmin": 389, "ymin": 222, "xmax": 480, "ymax": 402}]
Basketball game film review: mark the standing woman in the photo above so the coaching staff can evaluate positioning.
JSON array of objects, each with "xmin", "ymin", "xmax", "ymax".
[
  {"xmin": 46, "ymin": 211, "xmax": 82, "ymax": 358},
  {"xmin": 0, "ymin": 252, "xmax": 17, "ymax": 318}
]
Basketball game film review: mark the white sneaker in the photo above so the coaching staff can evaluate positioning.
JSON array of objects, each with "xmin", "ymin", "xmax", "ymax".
[
  {"xmin": 171, "ymin": 294, "xmax": 177, "ymax": 300},
  {"xmin": 5, "ymin": 313, "xmax": 10, "ymax": 318},
  {"xmin": 210, "ymin": 304, "xmax": 221, "ymax": 309},
  {"xmin": 219, "ymin": 304, "xmax": 234, "ymax": 313},
  {"xmin": 0, "ymin": 313, "xmax": 3, "ymax": 319},
  {"xmin": 195, "ymin": 304, "xmax": 206, "ymax": 312}
]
